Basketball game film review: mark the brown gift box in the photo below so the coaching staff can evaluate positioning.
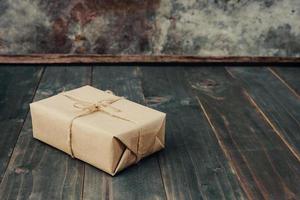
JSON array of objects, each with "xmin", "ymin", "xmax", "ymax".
[{"xmin": 30, "ymin": 85, "xmax": 166, "ymax": 176}]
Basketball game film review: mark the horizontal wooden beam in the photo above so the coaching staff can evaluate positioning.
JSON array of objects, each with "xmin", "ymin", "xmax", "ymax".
[{"xmin": 0, "ymin": 54, "xmax": 299, "ymax": 64}]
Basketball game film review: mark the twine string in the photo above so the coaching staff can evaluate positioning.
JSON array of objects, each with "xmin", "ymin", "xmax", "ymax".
[{"xmin": 61, "ymin": 90, "xmax": 138, "ymax": 159}]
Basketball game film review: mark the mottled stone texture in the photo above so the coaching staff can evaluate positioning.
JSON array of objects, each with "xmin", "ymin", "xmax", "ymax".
[{"xmin": 0, "ymin": 0, "xmax": 300, "ymax": 56}]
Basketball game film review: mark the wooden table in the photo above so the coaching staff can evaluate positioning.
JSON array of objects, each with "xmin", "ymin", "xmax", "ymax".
[{"xmin": 0, "ymin": 66, "xmax": 299, "ymax": 200}]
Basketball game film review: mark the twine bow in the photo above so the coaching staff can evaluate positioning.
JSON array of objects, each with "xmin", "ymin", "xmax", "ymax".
[{"xmin": 61, "ymin": 90, "xmax": 137, "ymax": 158}]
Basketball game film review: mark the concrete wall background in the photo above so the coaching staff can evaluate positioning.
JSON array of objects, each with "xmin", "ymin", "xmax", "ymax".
[{"xmin": 0, "ymin": 0, "xmax": 299, "ymax": 56}]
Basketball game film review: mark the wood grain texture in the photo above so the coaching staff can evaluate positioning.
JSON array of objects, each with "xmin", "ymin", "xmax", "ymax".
[
  {"xmin": 0, "ymin": 55, "xmax": 300, "ymax": 64},
  {"xmin": 83, "ymin": 66, "xmax": 166, "ymax": 200},
  {"xmin": 269, "ymin": 67, "xmax": 300, "ymax": 98},
  {"xmin": 0, "ymin": 67, "xmax": 91, "ymax": 200},
  {"xmin": 1, "ymin": 66, "xmax": 299, "ymax": 200},
  {"xmin": 0, "ymin": 67, "xmax": 43, "ymax": 182},
  {"xmin": 140, "ymin": 67, "xmax": 245, "ymax": 200},
  {"xmin": 186, "ymin": 67, "xmax": 300, "ymax": 199},
  {"xmin": 227, "ymin": 67, "xmax": 300, "ymax": 162}
]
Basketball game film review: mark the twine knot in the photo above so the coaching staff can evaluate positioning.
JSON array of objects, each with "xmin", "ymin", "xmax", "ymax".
[
  {"xmin": 73, "ymin": 98, "xmax": 123, "ymax": 113},
  {"xmin": 61, "ymin": 90, "xmax": 139, "ymax": 162}
]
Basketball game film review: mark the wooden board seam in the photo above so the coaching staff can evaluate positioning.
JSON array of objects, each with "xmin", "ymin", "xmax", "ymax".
[
  {"xmin": 242, "ymin": 90, "xmax": 300, "ymax": 163},
  {"xmin": 268, "ymin": 67, "xmax": 300, "ymax": 99},
  {"xmin": 226, "ymin": 67, "xmax": 300, "ymax": 163},
  {"xmin": 195, "ymin": 96, "xmax": 253, "ymax": 200}
]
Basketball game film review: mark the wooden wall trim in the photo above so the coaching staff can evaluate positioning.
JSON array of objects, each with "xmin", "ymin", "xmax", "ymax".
[{"xmin": 0, "ymin": 55, "xmax": 299, "ymax": 64}]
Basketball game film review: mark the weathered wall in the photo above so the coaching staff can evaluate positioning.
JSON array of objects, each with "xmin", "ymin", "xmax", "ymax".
[{"xmin": 0, "ymin": 0, "xmax": 299, "ymax": 56}]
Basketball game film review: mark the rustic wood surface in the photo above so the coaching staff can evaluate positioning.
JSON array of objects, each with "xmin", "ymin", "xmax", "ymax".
[
  {"xmin": 269, "ymin": 67, "xmax": 300, "ymax": 98},
  {"xmin": 0, "ymin": 67, "xmax": 43, "ymax": 180},
  {"xmin": 227, "ymin": 67, "xmax": 300, "ymax": 162},
  {"xmin": 141, "ymin": 67, "xmax": 245, "ymax": 200},
  {"xmin": 0, "ymin": 55, "xmax": 300, "ymax": 64},
  {"xmin": 186, "ymin": 67, "xmax": 300, "ymax": 199},
  {"xmin": 0, "ymin": 67, "xmax": 91, "ymax": 199},
  {"xmin": 0, "ymin": 66, "xmax": 299, "ymax": 200}
]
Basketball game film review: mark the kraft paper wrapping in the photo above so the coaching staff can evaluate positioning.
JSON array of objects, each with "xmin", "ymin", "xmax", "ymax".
[{"xmin": 30, "ymin": 85, "xmax": 166, "ymax": 176}]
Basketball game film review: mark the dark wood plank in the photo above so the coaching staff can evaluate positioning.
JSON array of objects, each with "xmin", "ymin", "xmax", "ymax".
[
  {"xmin": 0, "ymin": 67, "xmax": 43, "ymax": 182},
  {"xmin": 83, "ymin": 66, "xmax": 166, "ymax": 200},
  {"xmin": 186, "ymin": 67, "xmax": 300, "ymax": 199},
  {"xmin": 140, "ymin": 67, "xmax": 245, "ymax": 200},
  {"xmin": 0, "ymin": 55, "xmax": 299, "ymax": 64},
  {"xmin": 227, "ymin": 67, "xmax": 300, "ymax": 161},
  {"xmin": 0, "ymin": 67, "xmax": 91, "ymax": 200},
  {"xmin": 269, "ymin": 67, "xmax": 300, "ymax": 97}
]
